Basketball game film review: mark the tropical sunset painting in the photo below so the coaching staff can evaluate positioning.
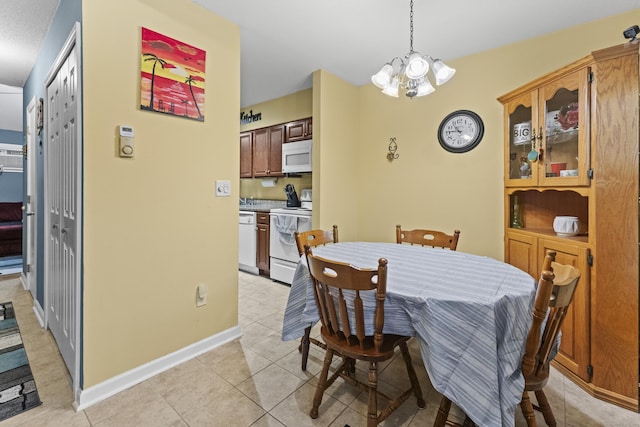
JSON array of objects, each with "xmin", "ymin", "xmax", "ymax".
[{"xmin": 140, "ymin": 27, "xmax": 206, "ymax": 121}]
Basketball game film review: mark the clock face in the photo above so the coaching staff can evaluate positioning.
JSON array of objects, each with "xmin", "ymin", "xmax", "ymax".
[{"xmin": 438, "ymin": 110, "xmax": 484, "ymax": 153}]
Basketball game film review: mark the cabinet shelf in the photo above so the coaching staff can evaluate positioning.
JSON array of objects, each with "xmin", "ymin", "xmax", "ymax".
[{"xmin": 508, "ymin": 227, "xmax": 589, "ymax": 245}]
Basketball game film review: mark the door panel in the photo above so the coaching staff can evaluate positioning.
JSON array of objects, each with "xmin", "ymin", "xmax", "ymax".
[
  {"xmin": 46, "ymin": 43, "xmax": 79, "ymax": 379},
  {"xmin": 539, "ymin": 239, "xmax": 590, "ymax": 381}
]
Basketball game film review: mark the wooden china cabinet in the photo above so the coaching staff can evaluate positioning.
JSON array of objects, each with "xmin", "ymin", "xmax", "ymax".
[{"xmin": 499, "ymin": 42, "xmax": 639, "ymax": 411}]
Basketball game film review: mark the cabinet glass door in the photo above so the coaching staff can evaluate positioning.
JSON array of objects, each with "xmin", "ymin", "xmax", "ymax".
[
  {"xmin": 505, "ymin": 92, "xmax": 538, "ymax": 187},
  {"xmin": 539, "ymin": 69, "xmax": 590, "ymax": 186}
]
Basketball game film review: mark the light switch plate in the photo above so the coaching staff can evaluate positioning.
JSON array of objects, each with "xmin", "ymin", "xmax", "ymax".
[{"xmin": 215, "ymin": 180, "xmax": 231, "ymax": 197}]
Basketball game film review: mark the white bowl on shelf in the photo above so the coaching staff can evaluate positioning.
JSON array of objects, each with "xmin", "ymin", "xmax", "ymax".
[{"xmin": 553, "ymin": 216, "xmax": 580, "ymax": 237}]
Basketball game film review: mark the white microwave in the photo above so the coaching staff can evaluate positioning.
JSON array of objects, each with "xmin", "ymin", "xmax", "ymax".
[{"xmin": 282, "ymin": 139, "xmax": 312, "ymax": 173}]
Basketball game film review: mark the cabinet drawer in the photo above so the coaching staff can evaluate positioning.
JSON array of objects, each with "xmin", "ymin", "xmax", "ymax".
[{"xmin": 257, "ymin": 213, "xmax": 270, "ymax": 224}]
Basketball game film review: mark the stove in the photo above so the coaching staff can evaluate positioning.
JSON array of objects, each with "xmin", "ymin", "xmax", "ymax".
[
  {"xmin": 269, "ymin": 207, "xmax": 312, "ymax": 216},
  {"xmin": 269, "ymin": 207, "xmax": 312, "ymax": 284}
]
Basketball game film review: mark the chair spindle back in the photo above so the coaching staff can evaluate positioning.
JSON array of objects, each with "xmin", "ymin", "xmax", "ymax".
[{"xmin": 304, "ymin": 246, "xmax": 387, "ymax": 353}]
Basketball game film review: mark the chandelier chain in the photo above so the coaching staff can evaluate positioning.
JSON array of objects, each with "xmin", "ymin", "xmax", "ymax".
[{"xmin": 409, "ymin": 0, "xmax": 414, "ymax": 52}]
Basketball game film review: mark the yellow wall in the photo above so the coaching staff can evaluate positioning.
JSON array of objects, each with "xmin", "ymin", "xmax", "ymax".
[
  {"xmin": 239, "ymin": 88, "xmax": 312, "ymax": 132},
  {"xmin": 312, "ymin": 70, "xmax": 361, "ymax": 241},
  {"xmin": 236, "ymin": 10, "xmax": 640, "ymax": 256},
  {"xmin": 348, "ymin": 9, "xmax": 640, "ymax": 257},
  {"xmin": 82, "ymin": 0, "xmax": 240, "ymax": 386}
]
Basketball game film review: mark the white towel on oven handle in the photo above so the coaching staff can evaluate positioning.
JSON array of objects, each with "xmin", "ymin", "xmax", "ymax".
[{"xmin": 276, "ymin": 215, "xmax": 298, "ymax": 245}]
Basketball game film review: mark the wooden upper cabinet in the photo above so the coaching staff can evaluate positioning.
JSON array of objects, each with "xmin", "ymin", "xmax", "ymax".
[
  {"xmin": 242, "ymin": 117, "xmax": 312, "ymax": 178},
  {"xmin": 252, "ymin": 124, "xmax": 284, "ymax": 177},
  {"xmin": 240, "ymin": 132, "xmax": 253, "ymax": 178},
  {"xmin": 285, "ymin": 117, "xmax": 312, "ymax": 142},
  {"xmin": 268, "ymin": 125, "xmax": 284, "ymax": 176},
  {"xmin": 252, "ymin": 128, "xmax": 269, "ymax": 176}
]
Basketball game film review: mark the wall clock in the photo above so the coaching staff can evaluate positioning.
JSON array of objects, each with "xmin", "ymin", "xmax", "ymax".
[{"xmin": 437, "ymin": 110, "xmax": 484, "ymax": 153}]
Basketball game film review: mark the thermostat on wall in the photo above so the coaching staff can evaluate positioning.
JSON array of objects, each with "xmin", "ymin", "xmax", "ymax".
[{"xmin": 119, "ymin": 125, "xmax": 135, "ymax": 158}]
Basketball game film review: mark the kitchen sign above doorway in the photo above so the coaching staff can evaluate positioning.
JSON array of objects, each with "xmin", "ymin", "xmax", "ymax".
[{"xmin": 240, "ymin": 109, "xmax": 262, "ymax": 125}]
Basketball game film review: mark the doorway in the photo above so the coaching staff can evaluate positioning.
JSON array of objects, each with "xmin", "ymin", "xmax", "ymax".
[{"xmin": 24, "ymin": 97, "xmax": 38, "ymax": 293}]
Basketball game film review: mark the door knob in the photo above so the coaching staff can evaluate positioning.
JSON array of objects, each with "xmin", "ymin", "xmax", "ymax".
[{"xmin": 26, "ymin": 211, "xmax": 35, "ymax": 216}]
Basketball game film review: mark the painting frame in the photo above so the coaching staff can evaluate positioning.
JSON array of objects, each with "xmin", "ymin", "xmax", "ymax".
[{"xmin": 140, "ymin": 27, "xmax": 206, "ymax": 122}]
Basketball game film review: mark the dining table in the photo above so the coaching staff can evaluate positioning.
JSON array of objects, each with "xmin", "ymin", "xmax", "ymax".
[{"xmin": 281, "ymin": 242, "xmax": 537, "ymax": 427}]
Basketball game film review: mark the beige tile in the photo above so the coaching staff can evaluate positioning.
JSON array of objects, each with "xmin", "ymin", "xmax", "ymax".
[
  {"xmin": 256, "ymin": 309, "xmax": 286, "ymax": 333},
  {"xmin": 2, "ymin": 272, "xmax": 640, "ymax": 427},
  {"xmin": 197, "ymin": 338, "xmax": 245, "ymax": 366},
  {"xmin": 247, "ymin": 333, "xmax": 300, "ymax": 362},
  {"xmin": 275, "ymin": 346, "xmax": 324, "ymax": 380},
  {"xmin": 11, "ymin": 406, "xmax": 91, "ymax": 427},
  {"xmin": 84, "ymin": 381, "xmax": 182, "ymax": 426},
  {"xmin": 269, "ymin": 382, "xmax": 347, "ymax": 427},
  {"xmin": 237, "ymin": 363, "xmax": 306, "ymax": 411},
  {"xmin": 240, "ymin": 321, "xmax": 278, "ymax": 348},
  {"xmin": 147, "ymin": 358, "xmax": 235, "ymax": 418},
  {"xmin": 211, "ymin": 347, "xmax": 272, "ymax": 386},
  {"xmin": 250, "ymin": 413, "xmax": 286, "ymax": 427},
  {"xmin": 178, "ymin": 387, "xmax": 265, "ymax": 427}
]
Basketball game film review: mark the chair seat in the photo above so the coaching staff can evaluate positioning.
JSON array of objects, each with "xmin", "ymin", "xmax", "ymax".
[{"xmin": 321, "ymin": 327, "xmax": 410, "ymax": 361}]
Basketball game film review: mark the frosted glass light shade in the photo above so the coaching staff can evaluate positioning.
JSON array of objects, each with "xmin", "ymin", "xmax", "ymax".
[
  {"xmin": 431, "ymin": 58, "xmax": 456, "ymax": 85},
  {"xmin": 416, "ymin": 78, "xmax": 435, "ymax": 97},
  {"xmin": 405, "ymin": 52, "xmax": 429, "ymax": 79},
  {"xmin": 371, "ymin": 64, "xmax": 394, "ymax": 89},
  {"xmin": 382, "ymin": 77, "xmax": 400, "ymax": 97}
]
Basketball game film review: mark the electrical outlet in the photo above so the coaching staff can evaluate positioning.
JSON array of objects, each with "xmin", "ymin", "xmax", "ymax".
[
  {"xmin": 215, "ymin": 180, "xmax": 231, "ymax": 197},
  {"xmin": 196, "ymin": 283, "xmax": 208, "ymax": 307}
]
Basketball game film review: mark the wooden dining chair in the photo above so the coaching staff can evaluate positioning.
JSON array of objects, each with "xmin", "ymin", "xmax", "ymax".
[
  {"xmin": 294, "ymin": 225, "xmax": 339, "ymax": 370},
  {"xmin": 433, "ymin": 250, "xmax": 581, "ymax": 427},
  {"xmin": 294, "ymin": 225, "xmax": 339, "ymax": 258},
  {"xmin": 305, "ymin": 246, "xmax": 425, "ymax": 426},
  {"xmin": 395, "ymin": 225, "xmax": 460, "ymax": 250}
]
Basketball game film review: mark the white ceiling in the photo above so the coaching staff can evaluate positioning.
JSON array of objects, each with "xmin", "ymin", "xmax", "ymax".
[
  {"xmin": 194, "ymin": 0, "xmax": 640, "ymax": 107},
  {"xmin": 1, "ymin": 0, "xmax": 639, "ymax": 109},
  {"xmin": 0, "ymin": 0, "xmax": 60, "ymax": 88}
]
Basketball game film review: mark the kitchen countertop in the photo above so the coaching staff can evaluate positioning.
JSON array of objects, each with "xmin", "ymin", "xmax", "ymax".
[{"xmin": 239, "ymin": 199, "xmax": 286, "ymax": 212}]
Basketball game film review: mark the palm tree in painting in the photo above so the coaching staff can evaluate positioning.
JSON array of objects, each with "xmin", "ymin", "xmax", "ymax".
[
  {"xmin": 181, "ymin": 99, "xmax": 189, "ymax": 117},
  {"xmin": 142, "ymin": 53, "xmax": 168, "ymax": 110},
  {"xmin": 185, "ymin": 75, "xmax": 205, "ymax": 120}
]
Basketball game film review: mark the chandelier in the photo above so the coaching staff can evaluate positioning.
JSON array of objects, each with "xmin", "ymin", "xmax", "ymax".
[{"xmin": 371, "ymin": 0, "xmax": 455, "ymax": 98}]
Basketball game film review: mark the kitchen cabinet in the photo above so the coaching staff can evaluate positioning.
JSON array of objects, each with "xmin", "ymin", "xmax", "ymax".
[
  {"xmin": 285, "ymin": 117, "xmax": 312, "ymax": 142},
  {"xmin": 499, "ymin": 43, "xmax": 639, "ymax": 411},
  {"xmin": 240, "ymin": 132, "xmax": 253, "ymax": 178},
  {"xmin": 253, "ymin": 124, "xmax": 285, "ymax": 177},
  {"xmin": 256, "ymin": 212, "xmax": 270, "ymax": 273},
  {"xmin": 240, "ymin": 118, "xmax": 312, "ymax": 178},
  {"xmin": 503, "ymin": 69, "xmax": 590, "ymax": 188}
]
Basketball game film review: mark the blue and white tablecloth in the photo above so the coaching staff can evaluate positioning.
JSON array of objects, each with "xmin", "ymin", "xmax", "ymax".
[{"xmin": 281, "ymin": 242, "xmax": 536, "ymax": 427}]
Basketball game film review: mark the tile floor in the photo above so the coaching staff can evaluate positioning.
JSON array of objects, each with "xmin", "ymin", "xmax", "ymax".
[{"xmin": 1, "ymin": 271, "xmax": 639, "ymax": 426}]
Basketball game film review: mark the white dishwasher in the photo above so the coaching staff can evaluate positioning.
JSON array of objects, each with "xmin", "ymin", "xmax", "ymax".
[{"xmin": 239, "ymin": 211, "xmax": 258, "ymax": 275}]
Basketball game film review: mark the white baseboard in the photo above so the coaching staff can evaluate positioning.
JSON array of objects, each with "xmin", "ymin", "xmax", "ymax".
[
  {"xmin": 74, "ymin": 325, "xmax": 241, "ymax": 411},
  {"xmin": 33, "ymin": 299, "xmax": 45, "ymax": 328}
]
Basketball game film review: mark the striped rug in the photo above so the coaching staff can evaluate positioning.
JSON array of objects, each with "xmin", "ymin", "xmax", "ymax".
[{"xmin": 0, "ymin": 302, "xmax": 41, "ymax": 421}]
